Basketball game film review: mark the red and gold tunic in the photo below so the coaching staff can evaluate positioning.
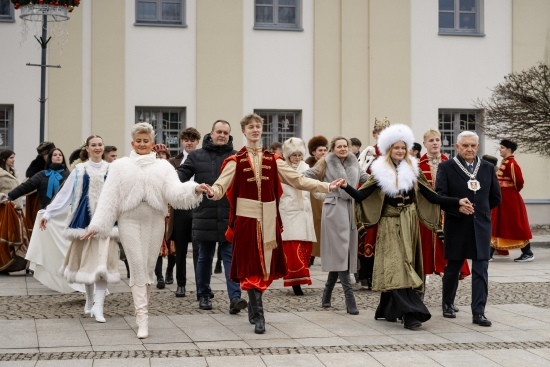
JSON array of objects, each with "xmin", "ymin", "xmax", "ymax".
[
  {"xmin": 212, "ymin": 146, "xmax": 329, "ymax": 291},
  {"xmin": 419, "ymin": 153, "xmax": 470, "ymax": 278},
  {"xmin": 491, "ymin": 155, "xmax": 532, "ymax": 249}
]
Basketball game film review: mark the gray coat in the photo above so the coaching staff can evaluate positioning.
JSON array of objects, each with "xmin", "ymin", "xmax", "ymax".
[{"xmin": 305, "ymin": 152, "xmax": 368, "ymax": 272}]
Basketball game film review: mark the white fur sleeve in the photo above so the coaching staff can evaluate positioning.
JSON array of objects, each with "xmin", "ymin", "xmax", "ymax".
[
  {"xmin": 42, "ymin": 169, "xmax": 77, "ymax": 221},
  {"xmin": 162, "ymin": 165, "xmax": 203, "ymax": 210},
  {"xmin": 87, "ymin": 165, "xmax": 121, "ymax": 237}
]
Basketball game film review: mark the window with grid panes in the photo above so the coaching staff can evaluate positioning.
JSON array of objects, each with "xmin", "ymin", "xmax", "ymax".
[
  {"xmin": 255, "ymin": 110, "xmax": 301, "ymax": 148},
  {"xmin": 135, "ymin": 0, "xmax": 186, "ymax": 26},
  {"xmin": 439, "ymin": 0, "xmax": 483, "ymax": 35},
  {"xmin": 135, "ymin": 107, "xmax": 186, "ymax": 158},
  {"xmin": 0, "ymin": 0, "xmax": 14, "ymax": 22},
  {"xmin": 438, "ymin": 110, "xmax": 482, "ymax": 157},
  {"xmin": 0, "ymin": 106, "xmax": 14, "ymax": 150},
  {"xmin": 254, "ymin": 0, "xmax": 302, "ymax": 31}
]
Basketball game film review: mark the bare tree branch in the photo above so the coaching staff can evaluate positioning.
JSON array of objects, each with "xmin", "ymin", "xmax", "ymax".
[{"xmin": 475, "ymin": 63, "xmax": 550, "ymax": 157}]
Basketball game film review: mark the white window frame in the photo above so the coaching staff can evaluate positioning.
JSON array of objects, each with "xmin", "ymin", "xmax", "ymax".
[
  {"xmin": 254, "ymin": 0, "xmax": 303, "ymax": 31},
  {"xmin": 0, "ymin": 105, "xmax": 14, "ymax": 150},
  {"xmin": 135, "ymin": 0, "xmax": 187, "ymax": 27},
  {"xmin": 136, "ymin": 107, "xmax": 186, "ymax": 158},
  {"xmin": 254, "ymin": 110, "xmax": 302, "ymax": 148},
  {"xmin": 438, "ymin": 0, "xmax": 484, "ymax": 36},
  {"xmin": 438, "ymin": 109, "xmax": 484, "ymax": 158},
  {"xmin": 0, "ymin": 0, "xmax": 15, "ymax": 23}
]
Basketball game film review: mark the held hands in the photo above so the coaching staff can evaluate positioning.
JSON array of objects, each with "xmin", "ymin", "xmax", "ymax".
[
  {"xmin": 458, "ymin": 198, "xmax": 474, "ymax": 215},
  {"xmin": 195, "ymin": 183, "xmax": 214, "ymax": 197},
  {"xmin": 329, "ymin": 178, "xmax": 346, "ymax": 191}
]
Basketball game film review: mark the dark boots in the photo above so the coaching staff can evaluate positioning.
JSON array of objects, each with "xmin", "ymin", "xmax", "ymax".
[
  {"xmin": 292, "ymin": 285, "xmax": 304, "ymax": 296},
  {"xmin": 339, "ymin": 271, "xmax": 359, "ymax": 315},
  {"xmin": 321, "ymin": 272, "xmax": 339, "ymax": 308},
  {"xmin": 247, "ymin": 289, "xmax": 265, "ymax": 334}
]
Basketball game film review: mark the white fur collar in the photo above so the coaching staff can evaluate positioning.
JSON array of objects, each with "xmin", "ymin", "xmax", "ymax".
[{"xmin": 370, "ymin": 156, "xmax": 419, "ymax": 196}]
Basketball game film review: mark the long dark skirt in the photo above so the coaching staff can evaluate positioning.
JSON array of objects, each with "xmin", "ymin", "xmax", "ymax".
[{"xmin": 375, "ymin": 288, "xmax": 431, "ymax": 322}]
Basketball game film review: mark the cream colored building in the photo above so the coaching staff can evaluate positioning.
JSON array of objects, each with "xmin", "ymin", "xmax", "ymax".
[{"xmin": 0, "ymin": 0, "xmax": 549, "ymax": 222}]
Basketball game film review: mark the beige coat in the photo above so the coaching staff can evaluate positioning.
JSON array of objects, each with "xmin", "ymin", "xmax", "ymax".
[
  {"xmin": 0, "ymin": 168, "xmax": 22, "ymax": 207},
  {"xmin": 280, "ymin": 161, "xmax": 316, "ymax": 242}
]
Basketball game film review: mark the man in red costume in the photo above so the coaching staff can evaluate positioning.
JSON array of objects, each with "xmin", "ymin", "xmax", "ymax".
[
  {"xmin": 419, "ymin": 130, "xmax": 470, "ymax": 307},
  {"xmin": 207, "ymin": 113, "xmax": 340, "ymax": 334},
  {"xmin": 491, "ymin": 139, "xmax": 533, "ymax": 262}
]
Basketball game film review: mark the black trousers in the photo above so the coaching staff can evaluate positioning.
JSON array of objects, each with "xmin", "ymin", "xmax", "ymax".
[
  {"xmin": 443, "ymin": 259, "xmax": 488, "ymax": 315},
  {"xmin": 172, "ymin": 209, "xmax": 199, "ymax": 288},
  {"xmin": 358, "ymin": 256, "xmax": 374, "ymax": 281},
  {"xmin": 490, "ymin": 243, "xmax": 533, "ymax": 257}
]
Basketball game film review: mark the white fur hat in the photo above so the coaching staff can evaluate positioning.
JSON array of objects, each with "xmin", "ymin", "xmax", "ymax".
[
  {"xmin": 377, "ymin": 124, "xmax": 415, "ymax": 155},
  {"xmin": 282, "ymin": 137, "xmax": 306, "ymax": 160}
]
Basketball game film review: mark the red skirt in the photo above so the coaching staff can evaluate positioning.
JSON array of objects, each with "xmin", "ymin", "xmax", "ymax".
[
  {"xmin": 282, "ymin": 240, "xmax": 313, "ymax": 287},
  {"xmin": 358, "ymin": 225, "xmax": 377, "ymax": 257},
  {"xmin": 492, "ymin": 188, "xmax": 532, "ymax": 250}
]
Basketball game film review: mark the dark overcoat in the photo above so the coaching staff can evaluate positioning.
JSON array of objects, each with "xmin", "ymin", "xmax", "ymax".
[{"xmin": 435, "ymin": 156, "xmax": 501, "ymax": 261}]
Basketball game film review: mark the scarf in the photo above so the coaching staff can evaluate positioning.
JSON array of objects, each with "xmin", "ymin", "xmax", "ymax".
[{"xmin": 45, "ymin": 168, "xmax": 65, "ymax": 199}]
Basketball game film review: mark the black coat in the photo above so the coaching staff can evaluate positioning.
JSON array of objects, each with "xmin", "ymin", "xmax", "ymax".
[
  {"xmin": 435, "ymin": 156, "xmax": 501, "ymax": 261},
  {"xmin": 25, "ymin": 156, "xmax": 47, "ymax": 179},
  {"xmin": 9, "ymin": 165, "xmax": 70, "ymax": 209},
  {"xmin": 177, "ymin": 134, "xmax": 236, "ymax": 242}
]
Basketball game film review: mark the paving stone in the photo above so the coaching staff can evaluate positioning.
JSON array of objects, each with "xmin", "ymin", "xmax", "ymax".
[
  {"xmin": 150, "ymin": 357, "xmax": 207, "ymax": 367},
  {"xmin": 316, "ymin": 352, "xmax": 384, "ymax": 367},
  {"xmin": 261, "ymin": 353, "xmax": 325, "ymax": 367},
  {"xmin": 476, "ymin": 348, "xmax": 550, "ymax": 367}
]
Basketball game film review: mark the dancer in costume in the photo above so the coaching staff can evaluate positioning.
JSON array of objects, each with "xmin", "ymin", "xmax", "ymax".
[
  {"xmin": 40, "ymin": 136, "xmax": 120, "ymax": 321},
  {"xmin": 491, "ymin": 139, "xmax": 533, "ymax": 262},
  {"xmin": 341, "ymin": 124, "xmax": 471, "ymax": 329},
  {"xmin": 207, "ymin": 113, "xmax": 340, "ymax": 334},
  {"xmin": 279, "ymin": 138, "xmax": 316, "ymax": 296},
  {"xmin": 83, "ymin": 123, "xmax": 210, "ymax": 339}
]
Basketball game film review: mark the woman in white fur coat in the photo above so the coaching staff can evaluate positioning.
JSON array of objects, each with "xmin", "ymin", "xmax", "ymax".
[
  {"xmin": 279, "ymin": 138, "xmax": 316, "ymax": 296},
  {"xmin": 304, "ymin": 136, "xmax": 369, "ymax": 315},
  {"xmin": 83, "ymin": 122, "xmax": 211, "ymax": 339},
  {"xmin": 40, "ymin": 135, "xmax": 119, "ymax": 323}
]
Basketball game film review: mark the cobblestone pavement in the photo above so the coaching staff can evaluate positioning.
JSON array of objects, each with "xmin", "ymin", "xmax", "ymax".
[
  {"xmin": 1, "ymin": 280, "xmax": 549, "ymax": 320},
  {"xmin": 1, "ymin": 246, "xmax": 550, "ymax": 366}
]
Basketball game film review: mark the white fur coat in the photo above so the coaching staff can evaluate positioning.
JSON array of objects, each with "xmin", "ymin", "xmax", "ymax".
[
  {"xmin": 369, "ymin": 156, "xmax": 419, "ymax": 196},
  {"xmin": 88, "ymin": 151, "xmax": 202, "ymax": 237}
]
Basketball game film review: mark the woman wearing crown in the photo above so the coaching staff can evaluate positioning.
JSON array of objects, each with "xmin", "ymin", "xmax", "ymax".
[{"xmin": 339, "ymin": 124, "xmax": 472, "ymax": 330}]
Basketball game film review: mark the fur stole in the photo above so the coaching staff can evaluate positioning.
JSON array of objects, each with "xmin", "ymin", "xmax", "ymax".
[
  {"xmin": 325, "ymin": 152, "xmax": 360, "ymax": 201},
  {"xmin": 370, "ymin": 156, "xmax": 419, "ymax": 197}
]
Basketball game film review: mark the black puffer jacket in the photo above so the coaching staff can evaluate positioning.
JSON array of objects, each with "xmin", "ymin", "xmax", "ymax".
[
  {"xmin": 9, "ymin": 164, "xmax": 70, "ymax": 209},
  {"xmin": 178, "ymin": 134, "xmax": 235, "ymax": 242}
]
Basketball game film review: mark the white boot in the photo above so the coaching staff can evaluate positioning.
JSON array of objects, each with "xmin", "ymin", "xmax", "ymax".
[
  {"xmin": 90, "ymin": 289, "xmax": 106, "ymax": 323},
  {"xmin": 84, "ymin": 284, "xmax": 94, "ymax": 315},
  {"xmin": 131, "ymin": 285, "xmax": 148, "ymax": 339}
]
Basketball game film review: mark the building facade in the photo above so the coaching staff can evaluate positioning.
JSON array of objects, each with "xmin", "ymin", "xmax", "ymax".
[{"xmin": 1, "ymin": 0, "xmax": 549, "ymax": 222}]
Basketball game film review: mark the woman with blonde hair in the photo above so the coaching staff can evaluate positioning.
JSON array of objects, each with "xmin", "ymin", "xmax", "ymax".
[
  {"xmin": 304, "ymin": 136, "xmax": 369, "ymax": 314},
  {"xmin": 82, "ymin": 122, "xmax": 210, "ymax": 339},
  {"xmin": 340, "ymin": 124, "xmax": 472, "ymax": 329}
]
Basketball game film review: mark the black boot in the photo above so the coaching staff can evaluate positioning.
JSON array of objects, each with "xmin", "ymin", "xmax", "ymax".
[
  {"xmin": 214, "ymin": 259, "xmax": 222, "ymax": 274},
  {"xmin": 322, "ymin": 272, "xmax": 339, "ymax": 308},
  {"xmin": 309, "ymin": 256, "xmax": 315, "ymax": 268},
  {"xmin": 254, "ymin": 289, "xmax": 266, "ymax": 334},
  {"xmin": 124, "ymin": 260, "xmax": 130, "ymax": 279},
  {"xmin": 165, "ymin": 255, "xmax": 175, "ymax": 284},
  {"xmin": 292, "ymin": 285, "xmax": 304, "ymax": 296},
  {"xmin": 339, "ymin": 271, "xmax": 359, "ymax": 315},
  {"xmin": 247, "ymin": 289, "xmax": 265, "ymax": 334}
]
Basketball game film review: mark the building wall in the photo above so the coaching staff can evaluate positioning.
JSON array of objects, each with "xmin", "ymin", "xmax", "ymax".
[{"xmin": 511, "ymin": 0, "xmax": 550, "ymax": 223}]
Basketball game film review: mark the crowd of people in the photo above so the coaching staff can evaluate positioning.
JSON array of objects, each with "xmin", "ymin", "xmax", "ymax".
[{"xmin": 0, "ymin": 113, "xmax": 535, "ymax": 338}]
